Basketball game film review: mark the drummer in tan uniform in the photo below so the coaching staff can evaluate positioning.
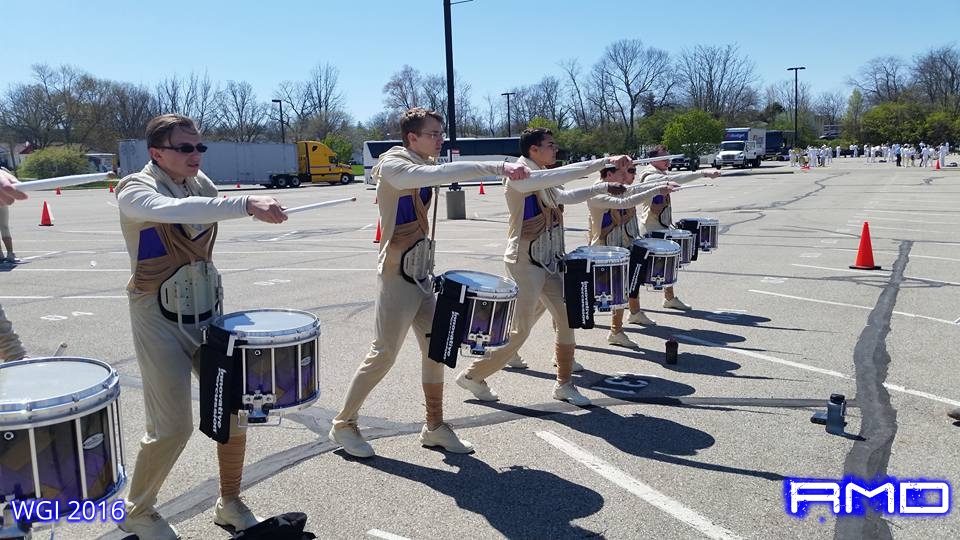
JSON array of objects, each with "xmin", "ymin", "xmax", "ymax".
[
  {"xmin": 587, "ymin": 163, "xmax": 678, "ymax": 348},
  {"xmin": 634, "ymin": 145, "xmax": 720, "ymax": 320}
]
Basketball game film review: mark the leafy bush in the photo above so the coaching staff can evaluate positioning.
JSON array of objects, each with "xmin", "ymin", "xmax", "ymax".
[{"xmin": 18, "ymin": 145, "xmax": 90, "ymax": 179}]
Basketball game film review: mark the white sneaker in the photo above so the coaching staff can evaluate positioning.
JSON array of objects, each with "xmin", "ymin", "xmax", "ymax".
[
  {"xmin": 627, "ymin": 310, "xmax": 657, "ymax": 326},
  {"xmin": 328, "ymin": 425, "xmax": 375, "ymax": 458},
  {"xmin": 663, "ymin": 297, "xmax": 692, "ymax": 311},
  {"xmin": 553, "ymin": 358, "xmax": 584, "ymax": 373},
  {"xmin": 214, "ymin": 496, "xmax": 262, "ymax": 531},
  {"xmin": 504, "ymin": 353, "xmax": 529, "ymax": 369},
  {"xmin": 420, "ymin": 423, "xmax": 475, "ymax": 453},
  {"xmin": 607, "ymin": 331, "xmax": 639, "ymax": 349},
  {"xmin": 118, "ymin": 508, "xmax": 180, "ymax": 540},
  {"xmin": 455, "ymin": 371, "xmax": 500, "ymax": 401},
  {"xmin": 552, "ymin": 382, "xmax": 591, "ymax": 406}
]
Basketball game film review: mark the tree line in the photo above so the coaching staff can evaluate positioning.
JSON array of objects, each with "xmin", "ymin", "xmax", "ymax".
[{"xmin": 2, "ymin": 40, "xmax": 958, "ymax": 167}]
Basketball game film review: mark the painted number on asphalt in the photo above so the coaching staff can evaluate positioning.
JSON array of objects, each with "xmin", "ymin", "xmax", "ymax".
[
  {"xmin": 254, "ymin": 279, "xmax": 292, "ymax": 286},
  {"xmin": 41, "ymin": 311, "xmax": 94, "ymax": 321},
  {"xmin": 592, "ymin": 374, "xmax": 649, "ymax": 395},
  {"xmin": 761, "ymin": 277, "xmax": 787, "ymax": 284}
]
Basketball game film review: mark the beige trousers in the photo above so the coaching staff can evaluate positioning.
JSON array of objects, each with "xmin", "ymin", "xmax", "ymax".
[
  {"xmin": 124, "ymin": 294, "xmax": 244, "ymax": 517},
  {"xmin": 0, "ymin": 303, "xmax": 27, "ymax": 361},
  {"xmin": 332, "ymin": 250, "xmax": 445, "ymax": 428},
  {"xmin": 463, "ymin": 247, "xmax": 575, "ymax": 382}
]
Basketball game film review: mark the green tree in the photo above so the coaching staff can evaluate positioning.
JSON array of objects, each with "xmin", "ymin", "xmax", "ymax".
[
  {"xmin": 922, "ymin": 111, "xmax": 956, "ymax": 144},
  {"xmin": 635, "ymin": 109, "xmax": 678, "ymax": 147},
  {"xmin": 661, "ymin": 110, "xmax": 724, "ymax": 159},
  {"xmin": 18, "ymin": 145, "xmax": 90, "ymax": 179},
  {"xmin": 322, "ymin": 133, "xmax": 353, "ymax": 163},
  {"xmin": 842, "ymin": 89, "xmax": 865, "ymax": 142},
  {"xmin": 861, "ymin": 102, "xmax": 924, "ymax": 143}
]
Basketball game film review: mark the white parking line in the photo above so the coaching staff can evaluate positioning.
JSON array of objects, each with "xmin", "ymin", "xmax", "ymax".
[
  {"xmin": 792, "ymin": 264, "xmax": 960, "ymax": 286},
  {"xmin": 829, "ymin": 248, "xmax": 960, "ymax": 263},
  {"xmin": 536, "ymin": 430, "xmax": 743, "ymax": 540},
  {"xmin": 747, "ymin": 289, "xmax": 957, "ymax": 326},
  {"xmin": 868, "ymin": 225, "xmax": 952, "ymax": 234},
  {"xmin": 368, "ymin": 529, "xmax": 411, "ymax": 540},
  {"xmin": 862, "ymin": 209, "xmax": 958, "ymax": 218},
  {"xmin": 675, "ymin": 335, "xmax": 960, "ymax": 407}
]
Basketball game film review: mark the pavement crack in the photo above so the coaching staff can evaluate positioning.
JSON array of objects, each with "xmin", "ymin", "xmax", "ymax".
[{"xmin": 833, "ymin": 240, "xmax": 910, "ymax": 540}]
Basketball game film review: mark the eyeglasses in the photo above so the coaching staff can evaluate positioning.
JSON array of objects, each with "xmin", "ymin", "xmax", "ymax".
[
  {"xmin": 627, "ymin": 168, "xmax": 637, "ymax": 174},
  {"xmin": 155, "ymin": 143, "xmax": 208, "ymax": 154},
  {"xmin": 418, "ymin": 131, "xmax": 445, "ymax": 140}
]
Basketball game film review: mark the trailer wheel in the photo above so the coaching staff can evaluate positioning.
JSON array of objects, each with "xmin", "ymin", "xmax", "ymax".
[
  {"xmin": 289, "ymin": 175, "xmax": 301, "ymax": 188},
  {"xmin": 339, "ymin": 174, "xmax": 351, "ymax": 185},
  {"xmin": 276, "ymin": 176, "xmax": 288, "ymax": 189}
]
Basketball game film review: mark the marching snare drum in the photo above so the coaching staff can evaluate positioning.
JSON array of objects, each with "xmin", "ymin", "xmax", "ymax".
[
  {"xmin": 0, "ymin": 357, "xmax": 126, "ymax": 506},
  {"xmin": 566, "ymin": 246, "xmax": 631, "ymax": 312},
  {"xmin": 646, "ymin": 228, "xmax": 695, "ymax": 267},
  {"xmin": 629, "ymin": 238, "xmax": 681, "ymax": 291},
  {"xmin": 437, "ymin": 270, "xmax": 518, "ymax": 356},
  {"xmin": 676, "ymin": 217, "xmax": 719, "ymax": 254},
  {"xmin": 208, "ymin": 309, "xmax": 321, "ymax": 424}
]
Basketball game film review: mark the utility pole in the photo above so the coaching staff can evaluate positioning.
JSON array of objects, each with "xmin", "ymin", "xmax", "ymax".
[
  {"xmin": 501, "ymin": 92, "xmax": 515, "ymax": 137},
  {"xmin": 787, "ymin": 67, "xmax": 806, "ymax": 150}
]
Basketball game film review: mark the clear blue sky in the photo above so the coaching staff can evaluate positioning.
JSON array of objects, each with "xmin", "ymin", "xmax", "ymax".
[{"xmin": 4, "ymin": 0, "xmax": 955, "ymax": 123}]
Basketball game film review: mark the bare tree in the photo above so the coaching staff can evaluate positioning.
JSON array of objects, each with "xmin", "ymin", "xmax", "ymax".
[
  {"xmin": 850, "ymin": 56, "xmax": 910, "ymax": 105},
  {"xmin": 560, "ymin": 58, "xmax": 591, "ymax": 129},
  {"xmin": 676, "ymin": 44, "xmax": 758, "ymax": 120},
  {"xmin": 912, "ymin": 45, "xmax": 960, "ymax": 114},
  {"xmin": 0, "ymin": 82, "xmax": 60, "ymax": 148},
  {"xmin": 107, "ymin": 82, "xmax": 156, "ymax": 140},
  {"xmin": 213, "ymin": 81, "xmax": 268, "ymax": 142},
  {"xmin": 814, "ymin": 90, "xmax": 847, "ymax": 125},
  {"xmin": 383, "ymin": 65, "xmax": 422, "ymax": 112},
  {"xmin": 481, "ymin": 93, "xmax": 499, "ymax": 137},
  {"xmin": 154, "ymin": 71, "xmax": 218, "ymax": 130},
  {"xmin": 594, "ymin": 39, "xmax": 674, "ymax": 146}
]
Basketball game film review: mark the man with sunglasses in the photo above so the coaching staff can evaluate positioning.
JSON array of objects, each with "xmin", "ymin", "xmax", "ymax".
[
  {"xmin": 455, "ymin": 128, "xmax": 632, "ymax": 407},
  {"xmin": 636, "ymin": 145, "xmax": 721, "ymax": 317},
  {"xmin": 588, "ymin": 163, "xmax": 679, "ymax": 348},
  {"xmin": 115, "ymin": 114, "xmax": 287, "ymax": 540},
  {"xmin": 0, "ymin": 169, "xmax": 29, "ymax": 361},
  {"xmin": 328, "ymin": 107, "xmax": 531, "ymax": 458}
]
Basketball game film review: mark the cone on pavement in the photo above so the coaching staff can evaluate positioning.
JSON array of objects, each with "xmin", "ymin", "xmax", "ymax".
[
  {"xmin": 39, "ymin": 201, "xmax": 54, "ymax": 226},
  {"xmin": 479, "ymin": 182, "xmax": 486, "ymax": 195},
  {"xmin": 373, "ymin": 218, "xmax": 381, "ymax": 243},
  {"xmin": 108, "ymin": 183, "xmax": 114, "ymax": 193},
  {"xmin": 849, "ymin": 222, "xmax": 881, "ymax": 270},
  {"xmin": 236, "ymin": 182, "xmax": 241, "ymax": 188},
  {"xmin": 55, "ymin": 187, "xmax": 61, "ymax": 195},
  {"xmin": 935, "ymin": 159, "xmax": 941, "ymax": 170}
]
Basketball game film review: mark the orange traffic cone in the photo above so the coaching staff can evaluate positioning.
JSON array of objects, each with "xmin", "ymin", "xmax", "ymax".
[
  {"xmin": 373, "ymin": 219, "xmax": 381, "ymax": 243},
  {"xmin": 55, "ymin": 187, "xmax": 61, "ymax": 195},
  {"xmin": 39, "ymin": 201, "xmax": 54, "ymax": 226},
  {"xmin": 236, "ymin": 182, "xmax": 241, "ymax": 188},
  {"xmin": 479, "ymin": 182, "xmax": 486, "ymax": 195},
  {"xmin": 108, "ymin": 183, "xmax": 114, "ymax": 193},
  {"xmin": 935, "ymin": 159, "xmax": 941, "ymax": 170},
  {"xmin": 849, "ymin": 222, "xmax": 881, "ymax": 270}
]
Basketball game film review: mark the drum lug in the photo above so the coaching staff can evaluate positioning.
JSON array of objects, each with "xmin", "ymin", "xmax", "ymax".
[{"xmin": 241, "ymin": 391, "xmax": 277, "ymax": 425}]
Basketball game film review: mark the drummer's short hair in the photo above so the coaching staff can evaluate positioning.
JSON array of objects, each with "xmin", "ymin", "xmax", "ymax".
[
  {"xmin": 146, "ymin": 114, "xmax": 199, "ymax": 148},
  {"xmin": 520, "ymin": 128, "xmax": 553, "ymax": 158},
  {"xmin": 400, "ymin": 108, "xmax": 444, "ymax": 147},
  {"xmin": 646, "ymin": 145, "xmax": 669, "ymax": 159},
  {"xmin": 600, "ymin": 163, "xmax": 617, "ymax": 178}
]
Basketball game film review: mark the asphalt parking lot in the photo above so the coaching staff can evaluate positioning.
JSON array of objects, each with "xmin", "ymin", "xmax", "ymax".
[{"xmin": 2, "ymin": 158, "xmax": 959, "ymax": 539}]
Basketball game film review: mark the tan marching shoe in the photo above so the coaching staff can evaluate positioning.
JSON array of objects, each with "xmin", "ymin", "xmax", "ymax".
[
  {"xmin": 455, "ymin": 371, "xmax": 500, "ymax": 401},
  {"xmin": 118, "ymin": 508, "xmax": 180, "ymax": 540},
  {"xmin": 663, "ymin": 297, "xmax": 692, "ymax": 311},
  {"xmin": 607, "ymin": 330, "xmax": 639, "ymax": 349},
  {"xmin": 420, "ymin": 423, "xmax": 475, "ymax": 453},
  {"xmin": 328, "ymin": 424, "xmax": 375, "ymax": 458},
  {"xmin": 504, "ymin": 353, "xmax": 529, "ymax": 369},
  {"xmin": 552, "ymin": 382, "xmax": 591, "ymax": 406},
  {"xmin": 214, "ymin": 496, "xmax": 263, "ymax": 531},
  {"xmin": 627, "ymin": 310, "xmax": 657, "ymax": 326}
]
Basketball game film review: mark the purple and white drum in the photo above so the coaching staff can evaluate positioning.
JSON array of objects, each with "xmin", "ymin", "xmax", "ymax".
[
  {"xmin": 676, "ymin": 217, "xmax": 720, "ymax": 253},
  {"xmin": 566, "ymin": 246, "xmax": 631, "ymax": 311},
  {"xmin": 441, "ymin": 270, "xmax": 518, "ymax": 355},
  {"xmin": 0, "ymin": 357, "xmax": 126, "ymax": 508},
  {"xmin": 646, "ymin": 228, "xmax": 695, "ymax": 267},
  {"xmin": 630, "ymin": 238, "xmax": 681, "ymax": 291},
  {"xmin": 213, "ymin": 309, "xmax": 320, "ymax": 424}
]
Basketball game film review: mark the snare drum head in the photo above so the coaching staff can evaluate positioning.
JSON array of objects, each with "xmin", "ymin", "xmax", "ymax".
[
  {"xmin": 0, "ymin": 357, "xmax": 118, "ymax": 425},
  {"xmin": 215, "ymin": 309, "xmax": 320, "ymax": 339},
  {"xmin": 632, "ymin": 238, "xmax": 681, "ymax": 254},
  {"xmin": 443, "ymin": 270, "xmax": 518, "ymax": 295},
  {"xmin": 700, "ymin": 218, "xmax": 719, "ymax": 226},
  {"xmin": 573, "ymin": 245, "xmax": 630, "ymax": 263},
  {"xmin": 648, "ymin": 228, "xmax": 692, "ymax": 240}
]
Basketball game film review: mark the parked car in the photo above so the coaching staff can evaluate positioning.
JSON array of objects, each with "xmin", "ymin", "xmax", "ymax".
[{"xmin": 669, "ymin": 155, "xmax": 697, "ymax": 171}]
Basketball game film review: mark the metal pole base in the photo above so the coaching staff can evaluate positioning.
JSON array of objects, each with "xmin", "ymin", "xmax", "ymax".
[{"xmin": 445, "ymin": 190, "xmax": 466, "ymax": 220}]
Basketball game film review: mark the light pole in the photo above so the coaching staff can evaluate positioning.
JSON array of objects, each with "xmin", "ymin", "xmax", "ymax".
[
  {"xmin": 787, "ymin": 67, "xmax": 805, "ymax": 150},
  {"xmin": 271, "ymin": 99, "xmax": 285, "ymax": 144},
  {"xmin": 501, "ymin": 92, "xmax": 515, "ymax": 137},
  {"xmin": 443, "ymin": 0, "xmax": 473, "ymax": 219}
]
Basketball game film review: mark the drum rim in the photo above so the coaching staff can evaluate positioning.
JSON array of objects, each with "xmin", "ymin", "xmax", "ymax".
[
  {"xmin": 569, "ymin": 245, "xmax": 631, "ymax": 264},
  {"xmin": 214, "ymin": 308, "xmax": 322, "ymax": 341},
  {"xmin": 632, "ymin": 238, "xmax": 682, "ymax": 255},
  {"xmin": 442, "ymin": 269, "xmax": 519, "ymax": 295},
  {"xmin": 0, "ymin": 357, "xmax": 120, "ymax": 427},
  {"xmin": 647, "ymin": 228, "xmax": 693, "ymax": 238}
]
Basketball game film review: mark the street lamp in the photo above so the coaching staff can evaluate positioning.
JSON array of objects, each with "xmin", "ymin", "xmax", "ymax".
[
  {"xmin": 787, "ymin": 67, "xmax": 805, "ymax": 150},
  {"xmin": 443, "ymin": 0, "xmax": 474, "ymax": 219},
  {"xmin": 271, "ymin": 99, "xmax": 285, "ymax": 144},
  {"xmin": 501, "ymin": 92, "xmax": 516, "ymax": 137}
]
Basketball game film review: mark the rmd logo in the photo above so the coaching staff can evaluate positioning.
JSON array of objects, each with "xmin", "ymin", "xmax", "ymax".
[{"xmin": 785, "ymin": 477, "xmax": 951, "ymax": 517}]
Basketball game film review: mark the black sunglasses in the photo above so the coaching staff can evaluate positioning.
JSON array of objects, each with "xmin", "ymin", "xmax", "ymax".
[
  {"xmin": 627, "ymin": 168, "xmax": 637, "ymax": 174},
  {"xmin": 155, "ymin": 143, "xmax": 208, "ymax": 154}
]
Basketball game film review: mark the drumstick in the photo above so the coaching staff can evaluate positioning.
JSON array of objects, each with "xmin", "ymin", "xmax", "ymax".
[
  {"xmin": 252, "ymin": 197, "xmax": 357, "ymax": 221},
  {"xmin": 672, "ymin": 183, "xmax": 715, "ymax": 191},
  {"xmin": 54, "ymin": 342, "xmax": 68, "ymax": 356},
  {"xmin": 11, "ymin": 172, "xmax": 115, "ymax": 192},
  {"xmin": 632, "ymin": 154, "xmax": 685, "ymax": 164}
]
